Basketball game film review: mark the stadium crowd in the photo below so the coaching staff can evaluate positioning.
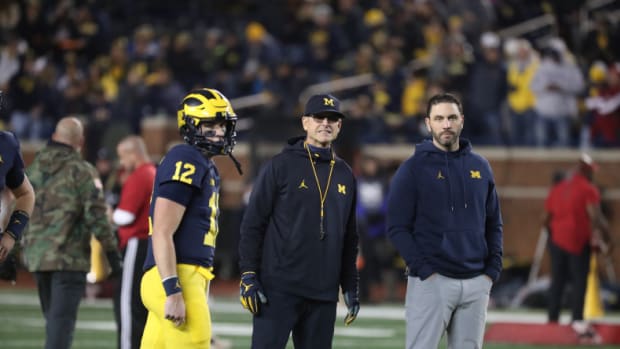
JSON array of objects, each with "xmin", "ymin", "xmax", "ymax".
[
  {"xmin": 2, "ymin": 2, "xmax": 619, "ymax": 347},
  {"xmin": 1, "ymin": 0, "xmax": 619, "ymax": 163}
]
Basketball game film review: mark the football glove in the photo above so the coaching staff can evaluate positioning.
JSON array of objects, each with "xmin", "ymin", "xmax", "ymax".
[
  {"xmin": 0, "ymin": 252, "xmax": 17, "ymax": 283},
  {"xmin": 239, "ymin": 271, "xmax": 267, "ymax": 315},
  {"xmin": 343, "ymin": 291, "xmax": 360, "ymax": 326}
]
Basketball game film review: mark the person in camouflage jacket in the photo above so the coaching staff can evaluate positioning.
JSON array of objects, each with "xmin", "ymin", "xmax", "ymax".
[{"xmin": 24, "ymin": 117, "xmax": 122, "ymax": 349}]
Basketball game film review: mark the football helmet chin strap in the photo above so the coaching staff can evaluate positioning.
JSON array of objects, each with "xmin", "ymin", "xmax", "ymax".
[{"xmin": 229, "ymin": 153, "xmax": 243, "ymax": 175}]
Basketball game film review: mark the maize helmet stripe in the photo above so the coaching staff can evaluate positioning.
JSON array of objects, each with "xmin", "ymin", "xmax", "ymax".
[{"xmin": 181, "ymin": 89, "xmax": 236, "ymax": 123}]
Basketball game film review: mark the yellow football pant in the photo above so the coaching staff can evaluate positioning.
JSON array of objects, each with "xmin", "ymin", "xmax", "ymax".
[{"xmin": 140, "ymin": 264, "xmax": 214, "ymax": 349}]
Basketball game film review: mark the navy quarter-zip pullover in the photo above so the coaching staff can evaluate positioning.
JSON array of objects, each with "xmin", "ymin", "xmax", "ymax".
[{"xmin": 386, "ymin": 139, "xmax": 503, "ymax": 281}]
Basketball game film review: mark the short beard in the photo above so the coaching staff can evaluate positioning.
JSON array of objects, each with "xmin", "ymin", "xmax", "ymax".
[{"xmin": 432, "ymin": 130, "xmax": 457, "ymax": 148}]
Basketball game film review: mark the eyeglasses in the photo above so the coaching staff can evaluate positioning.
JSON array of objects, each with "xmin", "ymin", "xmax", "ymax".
[{"xmin": 309, "ymin": 114, "xmax": 341, "ymax": 123}]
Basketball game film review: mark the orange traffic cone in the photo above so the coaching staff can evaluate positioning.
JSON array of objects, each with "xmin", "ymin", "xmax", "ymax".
[{"xmin": 584, "ymin": 254, "xmax": 604, "ymax": 319}]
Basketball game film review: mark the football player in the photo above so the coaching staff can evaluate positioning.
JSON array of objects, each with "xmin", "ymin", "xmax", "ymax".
[
  {"xmin": 140, "ymin": 88, "xmax": 239, "ymax": 348},
  {"xmin": 0, "ymin": 89, "xmax": 35, "ymax": 278}
]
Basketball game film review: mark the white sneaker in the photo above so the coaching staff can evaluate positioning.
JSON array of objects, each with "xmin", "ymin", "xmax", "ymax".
[{"xmin": 571, "ymin": 321, "xmax": 602, "ymax": 344}]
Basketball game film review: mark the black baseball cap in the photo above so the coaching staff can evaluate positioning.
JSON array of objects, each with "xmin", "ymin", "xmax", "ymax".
[{"xmin": 303, "ymin": 94, "xmax": 346, "ymax": 119}]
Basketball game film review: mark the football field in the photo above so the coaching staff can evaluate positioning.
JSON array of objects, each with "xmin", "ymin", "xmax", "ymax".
[{"xmin": 1, "ymin": 288, "xmax": 618, "ymax": 349}]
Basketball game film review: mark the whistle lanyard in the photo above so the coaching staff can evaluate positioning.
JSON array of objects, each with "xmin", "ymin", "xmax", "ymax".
[{"xmin": 304, "ymin": 143, "xmax": 335, "ymax": 240}]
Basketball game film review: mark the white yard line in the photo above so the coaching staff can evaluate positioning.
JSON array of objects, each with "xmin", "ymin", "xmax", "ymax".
[{"xmin": 2, "ymin": 291, "xmax": 620, "ymax": 328}]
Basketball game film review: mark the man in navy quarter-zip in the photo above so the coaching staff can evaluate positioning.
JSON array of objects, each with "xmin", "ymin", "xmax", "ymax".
[
  {"xmin": 239, "ymin": 94, "xmax": 360, "ymax": 349},
  {"xmin": 387, "ymin": 93, "xmax": 503, "ymax": 349}
]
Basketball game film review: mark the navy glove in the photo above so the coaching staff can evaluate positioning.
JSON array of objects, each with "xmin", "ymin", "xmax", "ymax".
[
  {"xmin": 343, "ymin": 291, "xmax": 360, "ymax": 326},
  {"xmin": 239, "ymin": 271, "xmax": 267, "ymax": 315}
]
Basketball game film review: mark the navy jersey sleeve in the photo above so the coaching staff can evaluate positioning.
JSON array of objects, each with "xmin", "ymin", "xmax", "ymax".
[{"xmin": 2, "ymin": 131, "xmax": 26, "ymax": 189}]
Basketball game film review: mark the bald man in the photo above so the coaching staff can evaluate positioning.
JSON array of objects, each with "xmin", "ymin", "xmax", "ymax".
[
  {"xmin": 24, "ymin": 117, "xmax": 122, "ymax": 349},
  {"xmin": 113, "ymin": 135, "xmax": 155, "ymax": 349}
]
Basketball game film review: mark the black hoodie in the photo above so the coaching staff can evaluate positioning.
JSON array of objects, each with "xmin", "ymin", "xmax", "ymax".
[{"xmin": 239, "ymin": 136, "xmax": 359, "ymax": 301}]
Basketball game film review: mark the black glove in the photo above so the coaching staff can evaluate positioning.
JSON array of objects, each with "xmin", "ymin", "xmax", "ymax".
[
  {"xmin": 343, "ymin": 291, "xmax": 360, "ymax": 326},
  {"xmin": 239, "ymin": 271, "xmax": 267, "ymax": 315},
  {"xmin": 106, "ymin": 250, "xmax": 123, "ymax": 279},
  {"xmin": 0, "ymin": 252, "xmax": 18, "ymax": 283}
]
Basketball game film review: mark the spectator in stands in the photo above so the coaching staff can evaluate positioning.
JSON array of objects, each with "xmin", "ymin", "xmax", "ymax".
[
  {"xmin": 543, "ymin": 154, "xmax": 611, "ymax": 340},
  {"xmin": 581, "ymin": 15, "xmax": 620, "ymax": 66},
  {"xmin": 128, "ymin": 24, "xmax": 159, "ymax": 64},
  {"xmin": 429, "ymin": 33, "xmax": 474, "ymax": 98},
  {"xmin": 0, "ymin": 33, "xmax": 22, "ymax": 92},
  {"xmin": 166, "ymin": 31, "xmax": 202, "ymax": 90},
  {"xmin": 530, "ymin": 41, "xmax": 584, "ymax": 147},
  {"xmin": 15, "ymin": 0, "xmax": 49, "ymax": 57},
  {"xmin": 304, "ymin": 3, "xmax": 350, "ymax": 82},
  {"xmin": 585, "ymin": 62, "xmax": 620, "ymax": 147},
  {"xmin": 144, "ymin": 62, "xmax": 185, "ymax": 116},
  {"xmin": 7, "ymin": 51, "xmax": 53, "ymax": 140},
  {"xmin": 334, "ymin": 0, "xmax": 367, "ymax": 51},
  {"xmin": 466, "ymin": 31, "xmax": 508, "ymax": 145},
  {"xmin": 399, "ymin": 68, "xmax": 429, "ymax": 143},
  {"xmin": 57, "ymin": 53, "xmax": 90, "ymax": 116},
  {"xmin": 113, "ymin": 62, "xmax": 149, "ymax": 134},
  {"xmin": 433, "ymin": 0, "xmax": 491, "ymax": 45},
  {"xmin": 506, "ymin": 38, "xmax": 539, "ymax": 146},
  {"xmin": 242, "ymin": 21, "xmax": 282, "ymax": 73}
]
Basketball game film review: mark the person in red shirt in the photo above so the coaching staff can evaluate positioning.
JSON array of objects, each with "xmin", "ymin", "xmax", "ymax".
[
  {"xmin": 585, "ymin": 63, "xmax": 620, "ymax": 147},
  {"xmin": 543, "ymin": 154, "xmax": 611, "ymax": 338},
  {"xmin": 113, "ymin": 135, "xmax": 156, "ymax": 349}
]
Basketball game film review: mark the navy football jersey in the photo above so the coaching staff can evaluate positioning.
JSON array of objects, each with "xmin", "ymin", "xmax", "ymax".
[
  {"xmin": 0, "ymin": 131, "xmax": 26, "ymax": 192},
  {"xmin": 143, "ymin": 144, "xmax": 221, "ymax": 270}
]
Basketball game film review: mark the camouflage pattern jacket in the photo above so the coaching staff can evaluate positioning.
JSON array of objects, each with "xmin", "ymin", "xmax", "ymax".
[{"xmin": 24, "ymin": 141, "xmax": 118, "ymax": 272}]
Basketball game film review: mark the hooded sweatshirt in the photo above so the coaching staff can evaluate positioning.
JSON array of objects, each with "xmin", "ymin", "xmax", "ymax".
[
  {"xmin": 386, "ymin": 139, "xmax": 503, "ymax": 281},
  {"xmin": 239, "ymin": 136, "xmax": 359, "ymax": 301}
]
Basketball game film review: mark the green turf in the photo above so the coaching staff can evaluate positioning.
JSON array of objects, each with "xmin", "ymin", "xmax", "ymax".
[{"xmin": 0, "ymin": 289, "xmax": 617, "ymax": 349}]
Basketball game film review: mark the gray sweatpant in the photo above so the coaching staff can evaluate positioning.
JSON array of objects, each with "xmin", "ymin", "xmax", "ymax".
[{"xmin": 405, "ymin": 273, "xmax": 492, "ymax": 349}]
